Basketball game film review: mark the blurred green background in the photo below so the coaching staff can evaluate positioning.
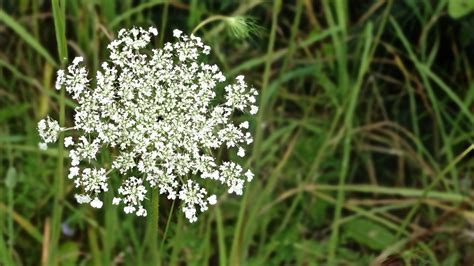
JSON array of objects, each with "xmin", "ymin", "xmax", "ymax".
[{"xmin": 1, "ymin": 0, "xmax": 474, "ymax": 265}]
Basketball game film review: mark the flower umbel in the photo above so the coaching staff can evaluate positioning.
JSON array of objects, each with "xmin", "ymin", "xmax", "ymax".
[
  {"xmin": 38, "ymin": 27, "xmax": 258, "ymax": 222},
  {"xmin": 38, "ymin": 116, "xmax": 62, "ymax": 149}
]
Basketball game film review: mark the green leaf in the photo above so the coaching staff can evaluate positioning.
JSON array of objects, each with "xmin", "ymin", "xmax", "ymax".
[
  {"xmin": 343, "ymin": 218, "xmax": 396, "ymax": 251},
  {"xmin": 448, "ymin": 0, "xmax": 474, "ymax": 19}
]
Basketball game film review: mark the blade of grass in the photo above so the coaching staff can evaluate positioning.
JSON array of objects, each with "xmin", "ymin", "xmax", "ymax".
[
  {"xmin": 260, "ymin": 183, "xmax": 468, "ymax": 215},
  {"xmin": 215, "ymin": 205, "xmax": 227, "ymax": 266},
  {"xmin": 229, "ymin": 0, "xmax": 281, "ymax": 264},
  {"xmin": 250, "ymin": 0, "xmax": 281, "ymax": 161},
  {"xmin": 169, "ymin": 210, "xmax": 184, "ymax": 266},
  {"xmin": 0, "ymin": 203, "xmax": 43, "ymax": 242},
  {"xmin": 396, "ymin": 144, "xmax": 474, "ymax": 237},
  {"xmin": 0, "ymin": 10, "xmax": 57, "ymax": 67},
  {"xmin": 158, "ymin": 0, "xmax": 170, "ymax": 46},
  {"xmin": 390, "ymin": 17, "xmax": 459, "ymax": 192},
  {"xmin": 280, "ymin": 0, "xmax": 304, "ymax": 74},
  {"xmin": 88, "ymin": 226, "xmax": 102, "ymax": 266},
  {"xmin": 315, "ymin": 190, "xmax": 439, "ymax": 264},
  {"xmin": 49, "ymin": 0, "xmax": 68, "ymax": 264},
  {"xmin": 420, "ymin": 65, "xmax": 474, "ymax": 124},
  {"xmin": 103, "ymin": 178, "xmax": 117, "ymax": 265},
  {"xmin": 327, "ymin": 22, "xmax": 373, "ymax": 265},
  {"xmin": 159, "ymin": 200, "xmax": 175, "ymax": 256}
]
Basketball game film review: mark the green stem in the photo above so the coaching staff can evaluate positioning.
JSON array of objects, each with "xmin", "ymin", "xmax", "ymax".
[
  {"xmin": 327, "ymin": 22, "xmax": 373, "ymax": 265},
  {"xmin": 215, "ymin": 205, "xmax": 227, "ymax": 266},
  {"xmin": 169, "ymin": 210, "xmax": 183, "ymax": 266},
  {"xmin": 251, "ymin": 0, "xmax": 281, "ymax": 162},
  {"xmin": 147, "ymin": 189, "xmax": 160, "ymax": 264},
  {"xmin": 191, "ymin": 15, "xmax": 229, "ymax": 35},
  {"xmin": 158, "ymin": 0, "xmax": 170, "ymax": 46},
  {"xmin": 159, "ymin": 200, "xmax": 175, "ymax": 255},
  {"xmin": 49, "ymin": 0, "xmax": 68, "ymax": 264}
]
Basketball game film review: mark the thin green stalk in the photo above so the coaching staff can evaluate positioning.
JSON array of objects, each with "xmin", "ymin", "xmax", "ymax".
[
  {"xmin": 191, "ymin": 15, "xmax": 229, "ymax": 35},
  {"xmin": 280, "ymin": 0, "xmax": 304, "ymax": 74},
  {"xmin": 229, "ymin": 189, "xmax": 249, "ymax": 265},
  {"xmin": 0, "ymin": 183, "xmax": 12, "ymax": 265},
  {"xmin": 0, "ymin": 231, "xmax": 14, "ymax": 266},
  {"xmin": 251, "ymin": 0, "xmax": 281, "ymax": 161},
  {"xmin": 159, "ymin": 200, "xmax": 175, "ymax": 255},
  {"xmin": 390, "ymin": 17, "xmax": 459, "ymax": 192},
  {"xmin": 5, "ymin": 152, "xmax": 15, "ymax": 260},
  {"xmin": 159, "ymin": 0, "xmax": 170, "ymax": 46},
  {"xmin": 322, "ymin": 0, "xmax": 349, "ymax": 92},
  {"xmin": 327, "ymin": 22, "xmax": 373, "ymax": 265},
  {"xmin": 0, "ymin": 203, "xmax": 43, "ymax": 243},
  {"xmin": 88, "ymin": 227, "xmax": 102, "ymax": 266},
  {"xmin": 169, "ymin": 210, "xmax": 183, "ymax": 266},
  {"xmin": 261, "ymin": 183, "xmax": 467, "ymax": 210},
  {"xmin": 103, "ymin": 175, "xmax": 117, "ymax": 265},
  {"xmin": 49, "ymin": 0, "xmax": 68, "ymax": 264},
  {"xmin": 52, "ymin": 0, "xmax": 68, "ymax": 65},
  {"xmin": 146, "ymin": 189, "xmax": 160, "ymax": 264},
  {"xmin": 7, "ymin": 180, "xmax": 13, "ymax": 258},
  {"xmin": 215, "ymin": 205, "xmax": 227, "ymax": 266},
  {"xmin": 229, "ymin": 0, "xmax": 281, "ymax": 264}
]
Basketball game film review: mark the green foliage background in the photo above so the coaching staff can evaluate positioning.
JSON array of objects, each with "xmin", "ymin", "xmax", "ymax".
[{"xmin": 1, "ymin": 0, "xmax": 474, "ymax": 265}]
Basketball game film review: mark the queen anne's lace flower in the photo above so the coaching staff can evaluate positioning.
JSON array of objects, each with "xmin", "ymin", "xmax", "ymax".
[{"xmin": 37, "ymin": 27, "xmax": 258, "ymax": 222}]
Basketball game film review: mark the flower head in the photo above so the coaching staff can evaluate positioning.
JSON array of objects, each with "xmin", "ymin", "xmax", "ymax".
[{"xmin": 44, "ymin": 27, "xmax": 258, "ymax": 222}]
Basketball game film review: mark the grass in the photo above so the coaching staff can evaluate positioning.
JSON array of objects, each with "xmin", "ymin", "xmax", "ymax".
[{"xmin": 1, "ymin": 0, "xmax": 474, "ymax": 265}]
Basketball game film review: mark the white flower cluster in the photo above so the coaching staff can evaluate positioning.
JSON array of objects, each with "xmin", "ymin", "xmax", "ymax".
[
  {"xmin": 38, "ymin": 116, "xmax": 62, "ymax": 150},
  {"xmin": 37, "ymin": 27, "xmax": 258, "ymax": 222}
]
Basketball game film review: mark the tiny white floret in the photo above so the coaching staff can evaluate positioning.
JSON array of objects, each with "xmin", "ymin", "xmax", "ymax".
[
  {"xmin": 250, "ymin": 105, "xmax": 259, "ymax": 115},
  {"xmin": 112, "ymin": 197, "xmax": 121, "ymax": 205},
  {"xmin": 90, "ymin": 197, "xmax": 103, "ymax": 208},
  {"xmin": 244, "ymin": 170, "xmax": 254, "ymax": 182},
  {"xmin": 208, "ymin": 195, "xmax": 217, "ymax": 205},
  {"xmin": 240, "ymin": 121, "xmax": 249, "ymax": 129},
  {"xmin": 173, "ymin": 29, "xmax": 182, "ymax": 37},
  {"xmin": 237, "ymin": 147, "xmax": 245, "ymax": 157},
  {"xmin": 149, "ymin": 27, "xmax": 158, "ymax": 36},
  {"xmin": 75, "ymin": 194, "xmax": 92, "ymax": 204},
  {"xmin": 64, "ymin": 136, "xmax": 74, "ymax": 147},
  {"xmin": 68, "ymin": 167, "xmax": 79, "ymax": 179},
  {"xmin": 72, "ymin": 56, "xmax": 83, "ymax": 65}
]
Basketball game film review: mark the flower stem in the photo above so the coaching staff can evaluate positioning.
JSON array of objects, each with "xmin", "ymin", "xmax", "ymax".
[
  {"xmin": 49, "ymin": 0, "xmax": 68, "ymax": 264},
  {"xmin": 191, "ymin": 15, "xmax": 228, "ymax": 35},
  {"xmin": 147, "ymin": 189, "xmax": 160, "ymax": 264}
]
